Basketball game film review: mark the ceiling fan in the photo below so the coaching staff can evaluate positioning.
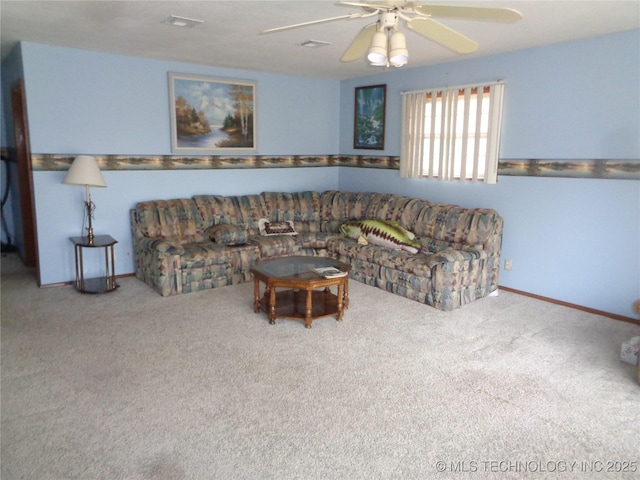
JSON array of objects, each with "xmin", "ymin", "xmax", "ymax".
[{"xmin": 261, "ymin": 1, "xmax": 522, "ymax": 67}]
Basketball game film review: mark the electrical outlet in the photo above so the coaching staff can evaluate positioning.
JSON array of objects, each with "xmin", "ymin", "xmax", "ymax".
[{"xmin": 504, "ymin": 259, "xmax": 512, "ymax": 271}]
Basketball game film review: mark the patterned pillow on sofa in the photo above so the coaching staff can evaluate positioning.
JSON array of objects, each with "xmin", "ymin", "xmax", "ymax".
[
  {"xmin": 207, "ymin": 224, "xmax": 249, "ymax": 245},
  {"xmin": 258, "ymin": 218, "xmax": 298, "ymax": 236}
]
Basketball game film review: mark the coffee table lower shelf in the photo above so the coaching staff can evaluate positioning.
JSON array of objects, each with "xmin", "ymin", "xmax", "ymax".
[{"xmin": 257, "ymin": 288, "xmax": 345, "ymax": 328}]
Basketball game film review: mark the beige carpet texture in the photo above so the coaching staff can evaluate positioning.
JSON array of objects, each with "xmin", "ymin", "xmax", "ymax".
[{"xmin": 1, "ymin": 253, "xmax": 639, "ymax": 480}]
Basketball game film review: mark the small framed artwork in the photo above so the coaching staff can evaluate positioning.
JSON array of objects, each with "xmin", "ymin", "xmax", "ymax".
[
  {"xmin": 169, "ymin": 73, "xmax": 256, "ymax": 153},
  {"xmin": 354, "ymin": 84, "xmax": 386, "ymax": 150}
]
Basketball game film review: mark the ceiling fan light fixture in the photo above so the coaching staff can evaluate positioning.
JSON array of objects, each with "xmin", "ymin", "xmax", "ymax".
[
  {"xmin": 389, "ymin": 30, "xmax": 408, "ymax": 67},
  {"xmin": 367, "ymin": 48, "xmax": 387, "ymax": 65},
  {"xmin": 369, "ymin": 59, "xmax": 388, "ymax": 67},
  {"xmin": 261, "ymin": 2, "xmax": 521, "ymax": 69},
  {"xmin": 367, "ymin": 30, "xmax": 388, "ymax": 65}
]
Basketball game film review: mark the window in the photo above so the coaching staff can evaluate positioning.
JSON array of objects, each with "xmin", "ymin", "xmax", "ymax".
[{"xmin": 400, "ymin": 82, "xmax": 504, "ymax": 183}]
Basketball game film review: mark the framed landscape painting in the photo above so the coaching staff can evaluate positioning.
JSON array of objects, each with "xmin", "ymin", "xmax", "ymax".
[
  {"xmin": 169, "ymin": 73, "xmax": 256, "ymax": 153},
  {"xmin": 354, "ymin": 84, "xmax": 386, "ymax": 150}
]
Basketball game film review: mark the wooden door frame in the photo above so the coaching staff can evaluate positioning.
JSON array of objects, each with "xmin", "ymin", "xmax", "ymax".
[{"xmin": 11, "ymin": 79, "xmax": 40, "ymax": 284}]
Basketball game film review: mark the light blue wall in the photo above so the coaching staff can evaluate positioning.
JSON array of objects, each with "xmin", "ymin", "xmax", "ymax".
[
  {"xmin": 2, "ymin": 31, "xmax": 639, "ymax": 318},
  {"xmin": 15, "ymin": 42, "xmax": 341, "ymax": 284},
  {"xmin": 338, "ymin": 29, "xmax": 640, "ymax": 317},
  {"xmin": 21, "ymin": 43, "xmax": 340, "ymax": 155},
  {"xmin": 339, "ymin": 29, "xmax": 640, "ymax": 157}
]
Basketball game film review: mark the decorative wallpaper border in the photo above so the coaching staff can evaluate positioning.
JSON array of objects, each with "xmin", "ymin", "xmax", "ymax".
[
  {"xmin": 22, "ymin": 153, "xmax": 640, "ymax": 180},
  {"xmin": 499, "ymin": 158, "xmax": 640, "ymax": 180},
  {"xmin": 30, "ymin": 154, "xmax": 399, "ymax": 171}
]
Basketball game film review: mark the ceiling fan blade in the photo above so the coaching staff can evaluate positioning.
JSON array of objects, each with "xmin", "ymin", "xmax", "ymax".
[
  {"xmin": 338, "ymin": 1, "xmax": 385, "ymax": 10},
  {"xmin": 407, "ymin": 17, "xmax": 478, "ymax": 54},
  {"xmin": 260, "ymin": 13, "xmax": 361, "ymax": 34},
  {"xmin": 341, "ymin": 22, "xmax": 377, "ymax": 62},
  {"xmin": 415, "ymin": 5, "xmax": 522, "ymax": 23}
]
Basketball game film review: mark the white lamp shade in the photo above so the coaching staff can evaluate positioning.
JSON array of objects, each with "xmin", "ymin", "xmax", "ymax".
[
  {"xmin": 367, "ymin": 30, "xmax": 388, "ymax": 65},
  {"xmin": 389, "ymin": 31, "xmax": 408, "ymax": 67},
  {"xmin": 62, "ymin": 155, "xmax": 106, "ymax": 187}
]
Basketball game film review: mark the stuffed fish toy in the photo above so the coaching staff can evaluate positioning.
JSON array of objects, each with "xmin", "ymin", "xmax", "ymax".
[{"xmin": 340, "ymin": 219, "xmax": 430, "ymax": 255}]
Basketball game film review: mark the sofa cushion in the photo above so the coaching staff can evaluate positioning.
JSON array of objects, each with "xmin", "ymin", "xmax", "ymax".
[
  {"xmin": 180, "ymin": 243, "xmax": 260, "ymax": 269},
  {"xmin": 363, "ymin": 193, "xmax": 419, "ymax": 224},
  {"xmin": 295, "ymin": 232, "xmax": 342, "ymax": 250},
  {"xmin": 250, "ymin": 235, "xmax": 301, "ymax": 257},
  {"xmin": 181, "ymin": 263, "xmax": 250, "ymax": 294},
  {"xmin": 327, "ymin": 238, "xmax": 433, "ymax": 278},
  {"xmin": 193, "ymin": 195, "xmax": 243, "ymax": 227},
  {"xmin": 235, "ymin": 195, "xmax": 269, "ymax": 231},
  {"xmin": 134, "ymin": 199, "xmax": 204, "ymax": 238},
  {"xmin": 193, "ymin": 194, "xmax": 269, "ymax": 233},
  {"xmin": 180, "ymin": 240, "xmax": 259, "ymax": 292},
  {"xmin": 207, "ymin": 224, "xmax": 249, "ymax": 245},
  {"xmin": 136, "ymin": 233, "xmax": 210, "ymax": 255},
  {"xmin": 414, "ymin": 204, "xmax": 500, "ymax": 245},
  {"xmin": 320, "ymin": 190, "xmax": 376, "ymax": 232},
  {"xmin": 261, "ymin": 191, "xmax": 321, "ymax": 233}
]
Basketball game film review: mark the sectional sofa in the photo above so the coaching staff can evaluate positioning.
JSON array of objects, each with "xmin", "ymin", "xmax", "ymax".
[{"xmin": 130, "ymin": 191, "xmax": 503, "ymax": 311}]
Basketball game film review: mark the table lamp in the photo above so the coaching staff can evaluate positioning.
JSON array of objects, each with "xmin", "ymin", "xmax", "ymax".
[{"xmin": 62, "ymin": 155, "xmax": 106, "ymax": 244}]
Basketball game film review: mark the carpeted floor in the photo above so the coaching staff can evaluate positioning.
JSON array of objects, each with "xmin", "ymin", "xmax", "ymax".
[{"xmin": 1, "ymin": 252, "xmax": 639, "ymax": 479}]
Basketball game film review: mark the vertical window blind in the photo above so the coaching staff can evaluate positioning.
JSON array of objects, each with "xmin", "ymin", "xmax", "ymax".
[{"xmin": 400, "ymin": 81, "xmax": 505, "ymax": 184}]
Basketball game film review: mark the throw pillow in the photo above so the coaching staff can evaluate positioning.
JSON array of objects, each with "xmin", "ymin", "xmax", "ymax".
[
  {"xmin": 340, "ymin": 219, "xmax": 429, "ymax": 255},
  {"xmin": 207, "ymin": 224, "xmax": 249, "ymax": 245},
  {"xmin": 258, "ymin": 218, "xmax": 298, "ymax": 236}
]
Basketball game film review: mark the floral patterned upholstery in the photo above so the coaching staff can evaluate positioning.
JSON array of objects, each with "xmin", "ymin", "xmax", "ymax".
[
  {"xmin": 133, "ymin": 199, "xmax": 205, "ymax": 239},
  {"xmin": 130, "ymin": 190, "xmax": 503, "ymax": 310},
  {"xmin": 261, "ymin": 191, "xmax": 321, "ymax": 233}
]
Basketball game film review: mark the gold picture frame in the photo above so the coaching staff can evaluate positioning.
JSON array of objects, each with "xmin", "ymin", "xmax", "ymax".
[{"xmin": 169, "ymin": 73, "xmax": 256, "ymax": 153}]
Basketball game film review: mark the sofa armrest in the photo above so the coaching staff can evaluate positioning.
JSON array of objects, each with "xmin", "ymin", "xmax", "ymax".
[
  {"xmin": 136, "ymin": 237, "xmax": 185, "ymax": 255},
  {"xmin": 132, "ymin": 241, "xmax": 183, "ymax": 296},
  {"xmin": 426, "ymin": 248, "xmax": 487, "ymax": 268},
  {"xmin": 427, "ymin": 248, "xmax": 498, "ymax": 311}
]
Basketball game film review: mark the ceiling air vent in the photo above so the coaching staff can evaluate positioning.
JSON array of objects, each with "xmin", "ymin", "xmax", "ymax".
[
  {"xmin": 162, "ymin": 15, "xmax": 203, "ymax": 28},
  {"xmin": 300, "ymin": 40, "xmax": 332, "ymax": 48}
]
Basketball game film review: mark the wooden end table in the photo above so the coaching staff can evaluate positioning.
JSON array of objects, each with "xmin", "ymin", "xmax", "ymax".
[
  {"xmin": 251, "ymin": 256, "xmax": 351, "ymax": 329},
  {"xmin": 70, "ymin": 234, "xmax": 118, "ymax": 294}
]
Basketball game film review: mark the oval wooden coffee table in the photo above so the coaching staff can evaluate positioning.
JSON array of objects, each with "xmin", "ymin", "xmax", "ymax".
[{"xmin": 251, "ymin": 256, "xmax": 351, "ymax": 328}]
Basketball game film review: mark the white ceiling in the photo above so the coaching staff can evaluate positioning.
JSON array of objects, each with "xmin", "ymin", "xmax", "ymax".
[{"xmin": 1, "ymin": 0, "xmax": 639, "ymax": 80}]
